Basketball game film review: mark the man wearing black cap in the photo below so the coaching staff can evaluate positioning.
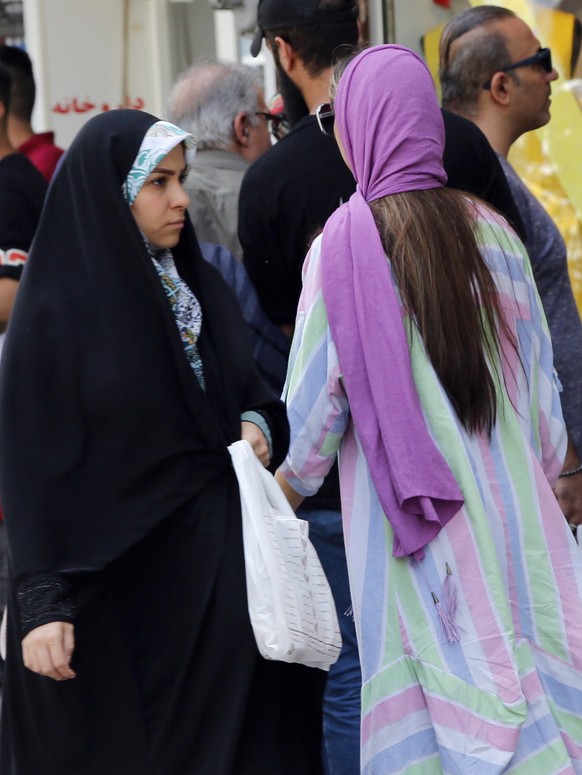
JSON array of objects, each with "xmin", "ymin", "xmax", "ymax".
[
  {"xmin": 240, "ymin": 3, "xmax": 362, "ymax": 775},
  {"xmin": 241, "ymin": 0, "xmax": 358, "ymax": 330}
]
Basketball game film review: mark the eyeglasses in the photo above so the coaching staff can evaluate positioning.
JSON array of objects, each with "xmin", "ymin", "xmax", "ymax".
[
  {"xmin": 316, "ymin": 102, "xmax": 335, "ymax": 137},
  {"xmin": 482, "ymin": 47, "xmax": 553, "ymax": 90},
  {"xmin": 255, "ymin": 111, "xmax": 286, "ymax": 140}
]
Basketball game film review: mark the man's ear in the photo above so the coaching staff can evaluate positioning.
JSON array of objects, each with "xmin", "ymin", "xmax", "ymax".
[
  {"xmin": 488, "ymin": 72, "xmax": 513, "ymax": 106},
  {"xmin": 233, "ymin": 112, "xmax": 251, "ymax": 147},
  {"xmin": 273, "ymin": 36, "xmax": 296, "ymax": 74}
]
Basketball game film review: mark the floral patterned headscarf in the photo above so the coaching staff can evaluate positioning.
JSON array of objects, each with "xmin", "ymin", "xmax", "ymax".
[
  {"xmin": 121, "ymin": 119, "xmax": 204, "ymax": 388},
  {"xmin": 122, "ymin": 120, "xmax": 195, "ymax": 205}
]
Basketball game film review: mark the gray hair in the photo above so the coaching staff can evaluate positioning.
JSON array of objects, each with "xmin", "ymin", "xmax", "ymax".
[
  {"xmin": 166, "ymin": 60, "xmax": 263, "ymax": 151},
  {"xmin": 439, "ymin": 5, "xmax": 516, "ymax": 116}
]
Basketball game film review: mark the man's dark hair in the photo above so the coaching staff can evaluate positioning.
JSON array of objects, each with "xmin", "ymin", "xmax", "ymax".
[
  {"xmin": 439, "ymin": 5, "xmax": 516, "ymax": 116},
  {"xmin": 0, "ymin": 45, "xmax": 36, "ymax": 121},
  {"xmin": 0, "ymin": 63, "xmax": 12, "ymax": 118},
  {"xmin": 265, "ymin": 0, "xmax": 358, "ymax": 78}
]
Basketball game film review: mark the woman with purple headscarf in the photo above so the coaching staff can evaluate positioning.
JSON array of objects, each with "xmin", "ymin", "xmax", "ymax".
[{"xmin": 276, "ymin": 46, "xmax": 582, "ymax": 773}]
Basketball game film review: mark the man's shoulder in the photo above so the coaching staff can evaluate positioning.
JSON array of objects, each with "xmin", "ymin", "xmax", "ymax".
[
  {"xmin": 497, "ymin": 152, "xmax": 567, "ymax": 275},
  {"xmin": 19, "ymin": 133, "xmax": 65, "ymax": 181},
  {"xmin": 496, "ymin": 155, "xmax": 529, "ymax": 194},
  {"xmin": 0, "ymin": 150, "xmax": 43, "ymax": 176},
  {"xmin": 0, "ymin": 153, "xmax": 47, "ymax": 200},
  {"xmin": 495, "ymin": 155, "xmax": 535, "ymax": 209},
  {"xmin": 0, "ymin": 154, "xmax": 47, "ymax": 266},
  {"xmin": 496, "ymin": 154, "xmax": 517, "ymax": 178},
  {"xmin": 19, "ymin": 132, "xmax": 63, "ymax": 156},
  {"xmin": 191, "ymin": 148, "xmax": 249, "ymax": 174},
  {"xmin": 242, "ymin": 116, "xmax": 354, "ymax": 200},
  {"xmin": 497, "ymin": 155, "xmax": 545, "ymax": 214},
  {"xmin": 245, "ymin": 117, "xmax": 339, "ymax": 175}
]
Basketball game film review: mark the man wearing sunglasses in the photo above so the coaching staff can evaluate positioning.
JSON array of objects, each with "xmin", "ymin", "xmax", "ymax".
[
  {"xmin": 167, "ymin": 60, "xmax": 274, "ymax": 262},
  {"xmin": 441, "ymin": 5, "xmax": 582, "ymax": 530}
]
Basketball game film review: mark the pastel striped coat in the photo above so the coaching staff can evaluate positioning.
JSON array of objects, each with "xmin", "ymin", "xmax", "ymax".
[{"xmin": 280, "ymin": 204, "xmax": 582, "ymax": 774}]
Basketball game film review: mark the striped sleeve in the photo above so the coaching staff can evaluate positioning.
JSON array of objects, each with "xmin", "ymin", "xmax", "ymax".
[{"xmin": 280, "ymin": 235, "xmax": 350, "ymax": 497}]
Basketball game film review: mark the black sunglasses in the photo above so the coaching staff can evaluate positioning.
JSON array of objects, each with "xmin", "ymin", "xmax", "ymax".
[
  {"xmin": 482, "ymin": 47, "xmax": 553, "ymax": 90},
  {"xmin": 316, "ymin": 102, "xmax": 335, "ymax": 137},
  {"xmin": 255, "ymin": 111, "xmax": 286, "ymax": 140}
]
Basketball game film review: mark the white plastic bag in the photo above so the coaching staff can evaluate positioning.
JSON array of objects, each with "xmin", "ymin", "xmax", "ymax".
[{"xmin": 228, "ymin": 439, "xmax": 342, "ymax": 670}]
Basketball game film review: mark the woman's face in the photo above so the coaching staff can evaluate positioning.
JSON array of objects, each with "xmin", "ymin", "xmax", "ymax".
[{"xmin": 130, "ymin": 144, "xmax": 190, "ymax": 249}]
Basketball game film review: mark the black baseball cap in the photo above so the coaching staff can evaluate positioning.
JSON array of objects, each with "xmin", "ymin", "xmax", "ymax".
[{"xmin": 250, "ymin": 0, "xmax": 359, "ymax": 57}]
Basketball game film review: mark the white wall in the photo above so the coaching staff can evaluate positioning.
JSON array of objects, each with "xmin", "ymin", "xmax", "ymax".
[{"xmin": 23, "ymin": 0, "xmax": 177, "ymax": 147}]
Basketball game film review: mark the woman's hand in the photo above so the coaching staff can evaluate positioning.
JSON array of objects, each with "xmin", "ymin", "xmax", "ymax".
[
  {"xmin": 22, "ymin": 621, "xmax": 76, "ymax": 681},
  {"xmin": 241, "ymin": 420, "xmax": 271, "ymax": 468}
]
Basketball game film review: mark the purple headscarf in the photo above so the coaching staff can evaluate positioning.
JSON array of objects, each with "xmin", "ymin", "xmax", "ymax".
[
  {"xmin": 334, "ymin": 45, "xmax": 448, "ymax": 197},
  {"xmin": 321, "ymin": 45, "xmax": 463, "ymax": 557}
]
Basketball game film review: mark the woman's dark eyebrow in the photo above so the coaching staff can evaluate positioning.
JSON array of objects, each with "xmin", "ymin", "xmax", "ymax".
[{"xmin": 151, "ymin": 164, "xmax": 188, "ymax": 176}]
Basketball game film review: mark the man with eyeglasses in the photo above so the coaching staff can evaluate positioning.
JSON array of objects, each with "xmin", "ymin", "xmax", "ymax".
[
  {"xmin": 167, "ymin": 60, "xmax": 274, "ymax": 261},
  {"xmin": 440, "ymin": 5, "xmax": 582, "ymax": 530}
]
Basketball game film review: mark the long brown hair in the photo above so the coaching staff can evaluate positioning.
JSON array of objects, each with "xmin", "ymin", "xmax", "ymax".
[{"xmin": 370, "ymin": 188, "xmax": 510, "ymax": 436}]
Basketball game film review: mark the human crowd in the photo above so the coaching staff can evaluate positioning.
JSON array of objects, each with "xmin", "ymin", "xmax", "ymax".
[{"xmin": 0, "ymin": 1, "xmax": 581, "ymax": 774}]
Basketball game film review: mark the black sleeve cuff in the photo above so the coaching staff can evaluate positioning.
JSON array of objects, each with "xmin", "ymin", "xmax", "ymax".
[{"xmin": 16, "ymin": 573, "xmax": 76, "ymax": 638}]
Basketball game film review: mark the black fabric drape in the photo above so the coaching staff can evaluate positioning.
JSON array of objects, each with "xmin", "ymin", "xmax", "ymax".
[{"xmin": 0, "ymin": 109, "xmax": 287, "ymax": 582}]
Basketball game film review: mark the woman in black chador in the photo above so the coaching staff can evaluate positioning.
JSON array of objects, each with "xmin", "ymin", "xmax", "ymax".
[{"xmin": 0, "ymin": 109, "xmax": 323, "ymax": 775}]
